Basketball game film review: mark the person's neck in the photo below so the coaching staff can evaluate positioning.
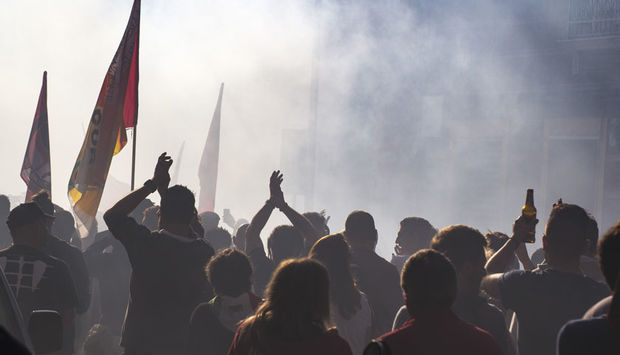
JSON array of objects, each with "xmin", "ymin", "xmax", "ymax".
[
  {"xmin": 351, "ymin": 245, "xmax": 375, "ymax": 254},
  {"xmin": 409, "ymin": 306, "xmax": 452, "ymax": 320},
  {"xmin": 546, "ymin": 255, "xmax": 582, "ymax": 274},
  {"xmin": 162, "ymin": 224, "xmax": 194, "ymax": 239}
]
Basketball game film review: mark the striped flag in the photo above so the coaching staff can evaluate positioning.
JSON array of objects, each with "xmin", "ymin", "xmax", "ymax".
[
  {"xmin": 198, "ymin": 83, "xmax": 224, "ymax": 212},
  {"xmin": 68, "ymin": 0, "xmax": 140, "ymax": 235},
  {"xmin": 21, "ymin": 71, "xmax": 51, "ymax": 202}
]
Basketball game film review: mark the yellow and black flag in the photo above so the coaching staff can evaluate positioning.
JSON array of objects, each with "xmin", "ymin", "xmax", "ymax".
[{"xmin": 68, "ymin": 0, "xmax": 140, "ymax": 235}]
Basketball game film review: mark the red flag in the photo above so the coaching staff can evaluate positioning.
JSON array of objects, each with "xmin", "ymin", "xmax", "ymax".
[
  {"xmin": 199, "ymin": 83, "xmax": 224, "ymax": 212},
  {"xmin": 21, "ymin": 71, "xmax": 51, "ymax": 202},
  {"xmin": 68, "ymin": 0, "xmax": 140, "ymax": 235}
]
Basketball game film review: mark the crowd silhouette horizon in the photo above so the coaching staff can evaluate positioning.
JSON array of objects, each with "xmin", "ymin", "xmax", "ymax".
[{"xmin": 0, "ymin": 152, "xmax": 619, "ymax": 355}]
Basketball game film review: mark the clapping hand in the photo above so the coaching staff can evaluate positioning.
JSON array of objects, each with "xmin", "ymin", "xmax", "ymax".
[
  {"xmin": 153, "ymin": 152, "xmax": 173, "ymax": 193},
  {"xmin": 269, "ymin": 170, "xmax": 286, "ymax": 209}
]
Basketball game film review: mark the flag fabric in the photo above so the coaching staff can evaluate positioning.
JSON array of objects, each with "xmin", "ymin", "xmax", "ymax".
[
  {"xmin": 171, "ymin": 141, "xmax": 185, "ymax": 185},
  {"xmin": 21, "ymin": 71, "xmax": 51, "ymax": 202},
  {"xmin": 68, "ymin": 0, "xmax": 140, "ymax": 235},
  {"xmin": 198, "ymin": 83, "xmax": 224, "ymax": 212}
]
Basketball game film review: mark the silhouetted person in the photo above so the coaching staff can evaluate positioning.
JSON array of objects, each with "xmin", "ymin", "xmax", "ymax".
[
  {"xmin": 200, "ymin": 211, "xmax": 220, "ymax": 232},
  {"xmin": 31, "ymin": 190, "xmax": 91, "ymax": 315},
  {"xmin": 206, "ymin": 227, "xmax": 232, "ymax": 252},
  {"xmin": 51, "ymin": 208, "xmax": 80, "ymax": 248},
  {"xmin": 244, "ymin": 171, "xmax": 319, "ymax": 296},
  {"xmin": 189, "ymin": 249, "xmax": 261, "ymax": 355},
  {"xmin": 228, "ymin": 258, "xmax": 353, "ymax": 355},
  {"xmin": 530, "ymin": 247, "xmax": 545, "ymax": 266},
  {"xmin": 83, "ymin": 230, "xmax": 131, "ymax": 336},
  {"xmin": 191, "ymin": 210, "xmax": 206, "ymax": 238},
  {"xmin": 1, "ymin": 202, "xmax": 78, "ymax": 355},
  {"xmin": 364, "ymin": 250, "xmax": 502, "ymax": 355},
  {"xmin": 485, "ymin": 231, "xmax": 519, "ymax": 272},
  {"xmin": 141, "ymin": 205, "xmax": 159, "ymax": 231},
  {"xmin": 0, "ymin": 195, "xmax": 11, "ymax": 249},
  {"xmin": 310, "ymin": 233, "xmax": 373, "ymax": 354},
  {"xmin": 104, "ymin": 153, "xmax": 215, "ymax": 355},
  {"xmin": 557, "ymin": 221, "xmax": 620, "ymax": 354},
  {"xmin": 391, "ymin": 217, "xmax": 436, "ymax": 273},
  {"xmin": 233, "ymin": 223, "xmax": 249, "ymax": 251},
  {"xmin": 344, "ymin": 210, "xmax": 402, "ymax": 336},
  {"xmin": 431, "ymin": 225, "xmax": 514, "ymax": 355},
  {"xmin": 482, "ymin": 204, "xmax": 610, "ymax": 355},
  {"xmin": 303, "ymin": 211, "xmax": 330, "ymax": 239},
  {"xmin": 484, "ymin": 231, "xmax": 519, "ymax": 328}
]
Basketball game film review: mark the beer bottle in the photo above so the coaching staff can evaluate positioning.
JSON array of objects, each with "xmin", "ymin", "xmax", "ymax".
[{"xmin": 521, "ymin": 189, "xmax": 536, "ymax": 243}]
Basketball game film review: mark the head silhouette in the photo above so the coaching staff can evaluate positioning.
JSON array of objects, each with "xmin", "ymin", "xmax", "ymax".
[
  {"xmin": 199, "ymin": 211, "xmax": 220, "ymax": 232},
  {"xmin": 344, "ymin": 210, "xmax": 377, "ymax": 250},
  {"xmin": 396, "ymin": 217, "xmax": 437, "ymax": 255},
  {"xmin": 159, "ymin": 185, "xmax": 196, "ymax": 228},
  {"xmin": 598, "ymin": 221, "xmax": 620, "ymax": 290},
  {"xmin": 0, "ymin": 195, "xmax": 10, "ymax": 217},
  {"xmin": 6, "ymin": 203, "xmax": 49, "ymax": 247},
  {"xmin": 248, "ymin": 258, "xmax": 330, "ymax": 342},
  {"xmin": 543, "ymin": 204, "xmax": 590, "ymax": 263},
  {"xmin": 267, "ymin": 225, "xmax": 303, "ymax": 265},
  {"xmin": 207, "ymin": 248, "xmax": 253, "ymax": 297},
  {"xmin": 129, "ymin": 199, "xmax": 154, "ymax": 223},
  {"xmin": 31, "ymin": 190, "xmax": 55, "ymax": 230},
  {"xmin": 233, "ymin": 223, "xmax": 249, "ymax": 251},
  {"xmin": 485, "ymin": 231, "xmax": 519, "ymax": 271},
  {"xmin": 206, "ymin": 227, "xmax": 232, "ymax": 252},
  {"xmin": 52, "ymin": 209, "xmax": 76, "ymax": 243},
  {"xmin": 303, "ymin": 211, "xmax": 330, "ymax": 238},
  {"xmin": 402, "ymin": 249, "xmax": 457, "ymax": 317},
  {"xmin": 431, "ymin": 225, "xmax": 487, "ymax": 297},
  {"xmin": 142, "ymin": 205, "xmax": 160, "ymax": 231},
  {"xmin": 309, "ymin": 233, "xmax": 361, "ymax": 319}
]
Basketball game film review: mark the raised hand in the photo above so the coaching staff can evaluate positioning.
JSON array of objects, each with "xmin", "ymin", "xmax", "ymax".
[
  {"xmin": 269, "ymin": 170, "xmax": 285, "ymax": 208},
  {"xmin": 512, "ymin": 214, "xmax": 538, "ymax": 244},
  {"xmin": 153, "ymin": 152, "xmax": 173, "ymax": 192}
]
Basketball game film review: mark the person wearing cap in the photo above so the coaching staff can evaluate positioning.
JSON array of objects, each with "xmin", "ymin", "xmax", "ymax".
[
  {"xmin": 31, "ymin": 190, "xmax": 90, "ymax": 316},
  {"xmin": 344, "ymin": 210, "xmax": 403, "ymax": 336},
  {"xmin": 0, "ymin": 202, "xmax": 79, "ymax": 355}
]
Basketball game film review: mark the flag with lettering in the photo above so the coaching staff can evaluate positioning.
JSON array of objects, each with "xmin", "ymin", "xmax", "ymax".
[
  {"xmin": 68, "ymin": 0, "xmax": 140, "ymax": 235},
  {"xmin": 199, "ymin": 83, "xmax": 224, "ymax": 212},
  {"xmin": 21, "ymin": 71, "xmax": 51, "ymax": 202}
]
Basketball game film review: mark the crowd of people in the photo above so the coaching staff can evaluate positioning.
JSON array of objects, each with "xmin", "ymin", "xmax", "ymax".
[{"xmin": 0, "ymin": 152, "xmax": 618, "ymax": 355}]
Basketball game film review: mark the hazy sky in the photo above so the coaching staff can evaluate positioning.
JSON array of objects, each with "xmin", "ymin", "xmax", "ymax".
[
  {"xmin": 0, "ymin": 0, "xmax": 316, "ymax": 229},
  {"xmin": 3, "ymin": 1, "xmax": 609, "ymax": 258}
]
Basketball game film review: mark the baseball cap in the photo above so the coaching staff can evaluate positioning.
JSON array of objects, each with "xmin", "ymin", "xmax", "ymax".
[{"xmin": 6, "ymin": 202, "xmax": 46, "ymax": 230}]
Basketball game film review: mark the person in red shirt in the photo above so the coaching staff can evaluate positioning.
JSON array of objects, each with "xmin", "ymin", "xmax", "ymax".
[
  {"xmin": 364, "ymin": 249, "xmax": 502, "ymax": 355},
  {"xmin": 228, "ymin": 258, "xmax": 353, "ymax": 355}
]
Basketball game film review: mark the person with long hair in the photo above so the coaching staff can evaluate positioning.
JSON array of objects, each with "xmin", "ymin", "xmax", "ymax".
[
  {"xmin": 309, "ymin": 233, "xmax": 373, "ymax": 354},
  {"xmin": 228, "ymin": 258, "xmax": 353, "ymax": 355}
]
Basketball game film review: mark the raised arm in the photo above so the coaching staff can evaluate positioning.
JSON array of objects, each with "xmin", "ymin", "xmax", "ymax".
[
  {"xmin": 486, "ymin": 215, "xmax": 536, "ymax": 274},
  {"xmin": 270, "ymin": 171, "xmax": 320, "ymax": 249},
  {"xmin": 104, "ymin": 153, "xmax": 172, "ymax": 224},
  {"xmin": 244, "ymin": 171, "xmax": 282, "ymax": 254},
  {"xmin": 244, "ymin": 201, "xmax": 275, "ymax": 254}
]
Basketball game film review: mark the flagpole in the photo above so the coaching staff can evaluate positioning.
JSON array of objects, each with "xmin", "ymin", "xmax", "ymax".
[{"xmin": 131, "ymin": 126, "xmax": 137, "ymax": 190}]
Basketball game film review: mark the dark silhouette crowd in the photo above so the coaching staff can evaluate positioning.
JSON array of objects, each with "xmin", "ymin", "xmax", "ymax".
[{"xmin": 1, "ymin": 152, "xmax": 619, "ymax": 355}]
